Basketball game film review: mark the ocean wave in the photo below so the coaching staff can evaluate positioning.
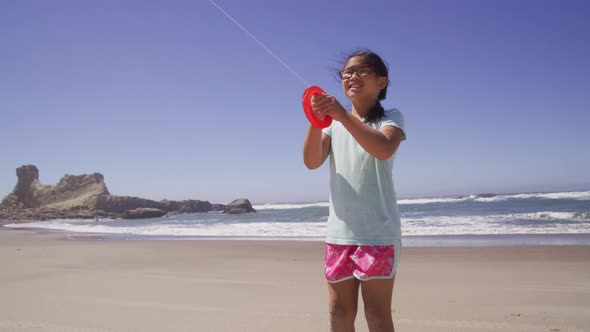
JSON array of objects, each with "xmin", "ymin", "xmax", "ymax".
[
  {"xmin": 400, "ymin": 225, "xmax": 590, "ymax": 236},
  {"xmin": 397, "ymin": 194, "xmax": 505, "ymax": 205},
  {"xmin": 5, "ymin": 210, "xmax": 590, "ymax": 238},
  {"xmin": 507, "ymin": 191, "xmax": 590, "ymax": 200},
  {"xmin": 253, "ymin": 202, "xmax": 329, "ymax": 210},
  {"xmin": 404, "ymin": 211, "xmax": 590, "ymax": 225},
  {"xmin": 249, "ymin": 191, "xmax": 590, "ymax": 210},
  {"xmin": 532, "ymin": 211, "xmax": 589, "ymax": 220},
  {"xmin": 400, "ymin": 211, "xmax": 590, "ymax": 235},
  {"xmin": 397, "ymin": 197, "xmax": 469, "ymax": 204},
  {"xmin": 398, "ymin": 191, "xmax": 590, "ymax": 205},
  {"xmin": 4, "ymin": 220, "xmax": 327, "ymax": 238},
  {"xmin": 504, "ymin": 211, "xmax": 590, "ymax": 221}
]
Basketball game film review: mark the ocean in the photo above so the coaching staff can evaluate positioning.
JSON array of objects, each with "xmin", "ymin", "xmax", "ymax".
[{"xmin": 4, "ymin": 190, "xmax": 590, "ymax": 247}]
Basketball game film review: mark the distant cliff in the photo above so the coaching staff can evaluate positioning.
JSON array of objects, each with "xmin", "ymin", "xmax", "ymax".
[{"xmin": 0, "ymin": 165, "xmax": 254, "ymax": 222}]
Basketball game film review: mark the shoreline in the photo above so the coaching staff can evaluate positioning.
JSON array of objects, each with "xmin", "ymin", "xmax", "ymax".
[
  {"xmin": 3, "ymin": 225, "xmax": 590, "ymax": 247},
  {"xmin": 1, "ymin": 229, "xmax": 589, "ymax": 331}
]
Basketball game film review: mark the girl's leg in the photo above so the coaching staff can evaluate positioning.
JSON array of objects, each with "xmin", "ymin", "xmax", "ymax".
[
  {"xmin": 327, "ymin": 278, "xmax": 360, "ymax": 332},
  {"xmin": 360, "ymin": 277, "xmax": 395, "ymax": 332}
]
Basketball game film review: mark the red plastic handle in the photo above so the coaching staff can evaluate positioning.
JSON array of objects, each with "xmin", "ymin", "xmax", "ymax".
[{"xmin": 302, "ymin": 86, "xmax": 333, "ymax": 129}]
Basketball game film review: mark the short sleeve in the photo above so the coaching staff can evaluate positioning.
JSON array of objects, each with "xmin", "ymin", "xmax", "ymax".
[
  {"xmin": 322, "ymin": 123, "xmax": 333, "ymax": 137},
  {"xmin": 379, "ymin": 109, "xmax": 406, "ymax": 140}
]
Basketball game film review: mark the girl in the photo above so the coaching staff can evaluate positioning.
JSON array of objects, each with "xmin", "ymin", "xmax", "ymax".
[{"xmin": 302, "ymin": 50, "xmax": 406, "ymax": 332}]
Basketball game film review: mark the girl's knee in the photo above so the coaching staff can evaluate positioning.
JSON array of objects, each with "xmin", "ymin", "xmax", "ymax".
[
  {"xmin": 364, "ymin": 305, "xmax": 394, "ymax": 331},
  {"xmin": 329, "ymin": 301, "xmax": 357, "ymax": 319},
  {"xmin": 363, "ymin": 303, "xmax": 391, "ymax": 320}
]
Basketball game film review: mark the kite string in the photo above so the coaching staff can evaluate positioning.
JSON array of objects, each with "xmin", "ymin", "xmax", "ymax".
[{"xmin": 207, "ymin": 0, "xmax": 311, "ymax": 87}]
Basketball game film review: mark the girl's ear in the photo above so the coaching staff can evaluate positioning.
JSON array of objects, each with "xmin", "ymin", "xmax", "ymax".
[{"xmin": 378, "ymin": 77, "xmax": 389, "ymax": 89}]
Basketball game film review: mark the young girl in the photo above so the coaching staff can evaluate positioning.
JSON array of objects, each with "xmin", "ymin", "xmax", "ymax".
[{"xmin": 303, "ymin": 50, "xmax": 406, "ymax": 332}]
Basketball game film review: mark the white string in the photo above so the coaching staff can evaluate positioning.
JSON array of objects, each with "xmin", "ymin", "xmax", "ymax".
[{"xmin": 207, "ymin": 0, "xmax": 310, "ymax": 87}]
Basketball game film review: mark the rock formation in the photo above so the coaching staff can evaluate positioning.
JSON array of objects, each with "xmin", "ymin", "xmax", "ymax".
[
  {"xmin": 122, "ymin": 208, "xmax": 167, "ymax": 219},
  {"xmin": 0, "ymin": 165, "xmax": 255, "ymax": 222},
  {"xmin": 1, "ymin": 165, "xmax": 110, "ymax": 211},
  {"xmin": 223, "ymin": 198, "xmax": 256, "ymax": 214}
]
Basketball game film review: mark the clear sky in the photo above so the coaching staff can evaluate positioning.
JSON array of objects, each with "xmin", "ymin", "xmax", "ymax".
[{"xmin": 1, "ymin": 0, "xmax": 589, "ymax": 204}]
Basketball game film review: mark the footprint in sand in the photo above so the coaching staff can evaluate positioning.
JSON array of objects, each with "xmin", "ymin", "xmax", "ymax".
[{"xmin": 505, "ymin": 313, "xmax": 521, "ymax": 318}]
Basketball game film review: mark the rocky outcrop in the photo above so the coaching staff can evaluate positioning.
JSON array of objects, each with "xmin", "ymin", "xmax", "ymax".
[
  {"xmin": 159, "ymin": 199, "xmax": 213, "ymax": 214},
  {"xmin": 475, "ymin": 193, "xmax": 496, "ymax": 198},
  {"xmin": 95, "ymin": 194, "xmax": 163, "ymax": 213},
  {"xmin": 1, "ymin": 165, "xmax": 45, "ymax": 208},
  {"xmin": 0, "ymin": 165, "xmax": 253, "ymax": 222},
  {"xmin": 122, "ymin": 208, "xmax": 167, "ymax": 219},
  {"xmin": 1, "ymin": 166, "xmax": 110, "ymax": 211},
  {"xmin": 223, "ymin": 198, "xmax": 256, "ymax": 214}
]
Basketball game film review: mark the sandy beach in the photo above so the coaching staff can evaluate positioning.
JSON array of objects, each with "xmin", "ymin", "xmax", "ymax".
[{"xmin": 1, "ymin": 229, "xmax": 589, "ymax": 332}]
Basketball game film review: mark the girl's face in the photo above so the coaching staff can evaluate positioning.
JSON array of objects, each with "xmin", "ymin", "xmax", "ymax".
[{"xmin": 341, "ymin": 56, "xmax": 388, "ymax": 102}]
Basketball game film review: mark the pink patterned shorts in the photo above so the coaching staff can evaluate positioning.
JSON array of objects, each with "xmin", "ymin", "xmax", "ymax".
[{"xmin": 324, "ymin": 241, "xmax": 401, "ymax": 283}]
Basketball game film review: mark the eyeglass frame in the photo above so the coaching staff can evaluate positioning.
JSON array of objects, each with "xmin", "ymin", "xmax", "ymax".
[{"xmin": 338, "ymin": 66, "xmax": 375, "ymax": 80}]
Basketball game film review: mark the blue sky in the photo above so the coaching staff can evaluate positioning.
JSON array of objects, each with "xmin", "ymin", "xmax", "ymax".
[{"xmin": 1, "ymin": 0, "xmax": 589, "ymax": 204}]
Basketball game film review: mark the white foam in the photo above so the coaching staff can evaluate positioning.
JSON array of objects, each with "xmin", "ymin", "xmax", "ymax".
[
  {"xmin": 248, "ymin": 191, "xmax": 590, "ymax": 210},
  {"xmin": 253, "ymin": 202, "xmax": 329, "ymax": 210},
  {"xmin": 397, "ymin": 197, "xmax": 468, "ymax": 204},
  {"xmin": 4, "ymin": 220, "xmax": 327, "ymax": 238},
  {"xmin": 508, "ymin": 191, "xmax": 590, "ymax": 200},
  {"xmin": 525, "ymin": 211, "xmax": 586, "ymax": 220},
  {"xmin": 400, "ymin": 211, "xmax": 590, "ymax": 235},
  {"xmin": 397, "ymin": 194, "xmax": 508, "ymax": 204},
  {"xmin": 5, "ymin": 210, "xmax": 590, "ymax": 238},
  {"xmin": 398, "ymin": 191, "xmax": 590, "ymax": 205},
  {"xmin": 472, "ymin": 196, "xmax": 506, "ymax": 202}
]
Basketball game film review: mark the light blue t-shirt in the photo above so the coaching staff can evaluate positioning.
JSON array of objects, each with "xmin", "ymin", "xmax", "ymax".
[{"xmin": 322, "ymin": 109, "xmax": 406, "ymax": 245}]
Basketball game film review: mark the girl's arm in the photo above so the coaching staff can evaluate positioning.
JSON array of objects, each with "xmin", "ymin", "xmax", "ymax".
[
  {"xmin": 303, "ymin": 125, "xmax": 331, "ymax": 169},
  {"xmin": 339, "ymin": 112, "xmax": 403, "ymax": 160},
  {"xmin": 312, "ymin": 94, "xmax": 403, "ymax": 160}
]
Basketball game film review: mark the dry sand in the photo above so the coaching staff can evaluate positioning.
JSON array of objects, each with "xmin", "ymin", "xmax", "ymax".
[{"xmin": 1, "ymin": 228, "xmax": 589, "ymax": 332}]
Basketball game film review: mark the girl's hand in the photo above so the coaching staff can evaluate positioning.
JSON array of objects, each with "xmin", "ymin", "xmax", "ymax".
[{"xmin": 311, "ymin": 93, "xmax": 347, "ymax": 123}]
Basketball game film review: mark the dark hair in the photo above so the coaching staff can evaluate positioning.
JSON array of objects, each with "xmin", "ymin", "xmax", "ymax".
[{"xmin": 342, "ymin": 49, "xmax": 389, "ymax": 124}]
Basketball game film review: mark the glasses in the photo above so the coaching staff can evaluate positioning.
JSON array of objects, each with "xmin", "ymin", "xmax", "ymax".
[{"xmin": 339, "ymin": 67, "xmax": 374, "ymax": 80}]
